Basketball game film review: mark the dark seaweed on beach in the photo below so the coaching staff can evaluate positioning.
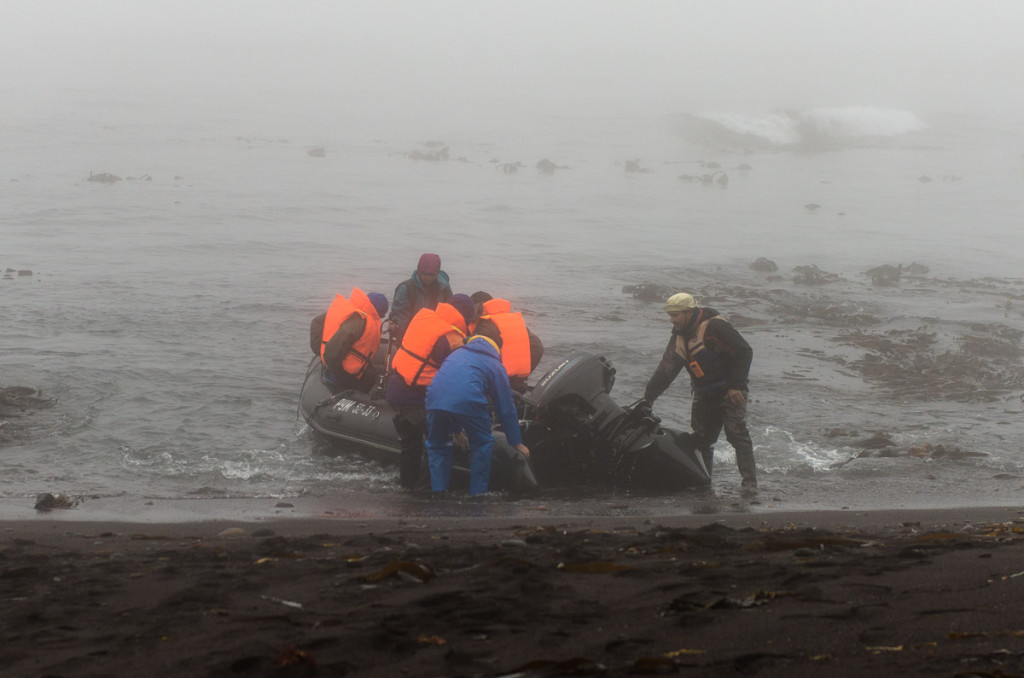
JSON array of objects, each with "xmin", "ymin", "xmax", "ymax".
[{"xmin": 5, "ymin": 518, "xmax": 1024, "ymax": 677}]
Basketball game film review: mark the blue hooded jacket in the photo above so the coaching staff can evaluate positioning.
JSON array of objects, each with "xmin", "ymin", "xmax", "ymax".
[{"xmin": 425, "ymin": 337, "xmax": 523, "ymax": 447}]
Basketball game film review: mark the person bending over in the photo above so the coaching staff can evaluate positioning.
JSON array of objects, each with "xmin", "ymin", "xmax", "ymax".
[
  {"xmin": 310, "ymin": 288, "xmax": 389, "ymax": 393},
  {"xmin": 424, "ymin": 326, "xmax": 529, "ymax": 496}
]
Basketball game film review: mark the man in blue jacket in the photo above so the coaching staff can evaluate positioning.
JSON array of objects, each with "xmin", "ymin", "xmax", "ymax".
[{"xmin": 424, "ymin": 330, "xmax": 530, "ymax": 495}]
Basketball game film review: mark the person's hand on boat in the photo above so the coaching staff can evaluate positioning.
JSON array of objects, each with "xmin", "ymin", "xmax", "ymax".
[{"xmin": 515, "ymin": 443, "xmax": 530, "ymax": 459}]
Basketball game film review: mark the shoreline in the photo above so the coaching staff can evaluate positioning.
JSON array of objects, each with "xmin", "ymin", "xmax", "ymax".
[{"xmin": 5, "ymin": 496, "xmax": 1023, "ymax": 538}]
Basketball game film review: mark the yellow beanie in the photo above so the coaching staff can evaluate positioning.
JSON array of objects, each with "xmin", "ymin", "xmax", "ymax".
[{"xmin": 664, "ymin": 292, "xmax": 696, "ymax": 313}]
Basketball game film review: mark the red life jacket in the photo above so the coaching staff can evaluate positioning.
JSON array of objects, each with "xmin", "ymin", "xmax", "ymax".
[
  {"xmin": 479, "ymin": 311, "xmax": 531, "ymax": 378},
  {"xmin": 391, "ymin": 306, "xmax": 466, "ymax": 387},
  {"xmin": 320, "ymin": 287, "xmax": 382, "ymax": 378}
]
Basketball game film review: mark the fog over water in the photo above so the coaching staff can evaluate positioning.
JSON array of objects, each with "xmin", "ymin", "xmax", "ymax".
[
  {"xmin": 3, "ymin": 1, "xmax": 1024, "ymax": 519},
  {"xmin": 5, "ymin": 1, "xmax": 1024, "ymax": 129}
]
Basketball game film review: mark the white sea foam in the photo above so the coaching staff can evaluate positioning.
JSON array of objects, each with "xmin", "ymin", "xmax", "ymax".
[{"xmin": 759, "ymin": 426, "xmax": 848, "ymax": 473}]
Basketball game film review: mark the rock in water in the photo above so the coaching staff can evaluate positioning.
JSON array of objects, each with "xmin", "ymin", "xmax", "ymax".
[
  {"xmin": 750, "ymin": 257, "xmax": 778, "ymax": 273},
  {"xmin": 87, "ymin": 172, "xmax": 121, "ymax": 184},
  {"xmin": 35, "ymin": 493, "xmax": 79, "ymax": 511}
]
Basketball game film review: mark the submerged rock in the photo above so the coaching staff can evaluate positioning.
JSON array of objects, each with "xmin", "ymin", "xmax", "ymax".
[
  {"xmin": 792, "ymin": 265, "xmax": 839, "ymax": 285},
  {"xmin": 622, "ymin": 283, "xmax": 674, "ymax": 303},
  {"xmin": 852, "ymin": 431, "xmax": 896, "ymax": 449},
  {"xmin": 750, "ymin": 257, "xmax": 778, "ymax": 273},
  {"xmin": 866, "ymin": 263, "xmax": 902, "ymax": 287},
  {"xmin": 87, "ymin": 172, "xmax": 121, "ymax": 184},
  {"xmin": 536, "ymin": 158, "xmax": 569, "ymax": 175},
  {"xmin": 906, "ymin": 443, "xmax": 986, "ymax": 460},
  {"xmin": 496, "ymin": 162, "xmax": 524, "ymax": 174},
  {"xmin": 904, "ymin": 261, "xmax": 930, "ymax": 276},
  {"xmin": 624, "ymin": 160, "xmax": 652, "ymax": 174},
  {"xmin": 34, "ymin": 493, "xmax": 81, "ymax": 511},
  {"xmin": 0, "ymin": 386, "xmax": 52, "ymax": 414},
  {"xmin": 680, "ymin": 171, "xmax": 728, "ymax": 187},
  {"xmin": 407, "ymin": 145, "xmax": 449, "ymax": 162},
  {"xmin": 834, "ymin": 323, "xmax": 1024, "ymax": 402}
]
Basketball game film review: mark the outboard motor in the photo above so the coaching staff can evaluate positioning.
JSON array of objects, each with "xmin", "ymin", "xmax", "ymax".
[{"xmin": 520, "ymin": 352, "xmax": 710, "ymax": 489}]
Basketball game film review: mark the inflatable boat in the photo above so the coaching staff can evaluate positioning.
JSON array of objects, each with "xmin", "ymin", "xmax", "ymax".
[{"xmin": 299, "ymin": 351, "xmax": 710, "ymax": 492}]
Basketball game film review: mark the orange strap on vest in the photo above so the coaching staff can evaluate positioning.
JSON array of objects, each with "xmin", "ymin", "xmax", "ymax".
[
  {"xmin": 392, "ymin": 308, "xmax": 465, "ymax": 387},
  {"xmin": 674, "ymin": 317, "xmax": 714, "ymax": 364},
  {"xmin": 673, "ymin": 316, "xmax": 729, "ymax": 390},
  {"xmin": 481, "ymin": 311, "xmax": 531, "ymax": 378}
]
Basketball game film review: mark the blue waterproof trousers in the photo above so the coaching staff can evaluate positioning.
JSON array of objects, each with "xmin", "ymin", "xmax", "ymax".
[{"xmin": 425, "ymin": 409, "xmax": 494, "ymax": 495}]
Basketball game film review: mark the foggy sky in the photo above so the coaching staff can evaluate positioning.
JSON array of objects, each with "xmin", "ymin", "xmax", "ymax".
[{"xmin": 4, "ymin": 0, "xmax": 1023, "ymax": 130}]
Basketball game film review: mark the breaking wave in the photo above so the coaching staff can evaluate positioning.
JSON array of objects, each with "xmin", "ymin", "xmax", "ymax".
[{"xmin": 685, "ymin": 106, "xmax": 927, "ymax": 150}]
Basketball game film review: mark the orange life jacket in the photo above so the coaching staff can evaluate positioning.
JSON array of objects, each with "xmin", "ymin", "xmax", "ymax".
[
  {"xmin": 434, "ymin": 301, "xmax": 468, "ymax": 336},
  {"xmin": 469, "ymin": 297, "xmax": 511, "ymax": 335},
  {"xmin": 320, "ymin": 287, "xmax": 382, "ymax": 378},
  {"xmin": 481, "ymin": 298, "xmax": 512, "ymax": 315},
  {"xmin": 391, "ymin": 306, "xmax": 466, "ymax": 387},
  {"xmin": 480, "ymin": 311, "xmax": 531, "ymax": 378}
]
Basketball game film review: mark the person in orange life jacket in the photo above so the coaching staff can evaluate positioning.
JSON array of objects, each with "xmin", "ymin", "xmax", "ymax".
[
  {"xmin": 388, "ymin": 253, "xmax": 453, "ymax": 342},
  {"xmin": 469, "ymin": 291, "xmax": 544, "ymax": 392},
  {"xmin": 642, "ymin": 292, "xmax": 757, "ymax": 489},
  {"xmin": 308, "ymin": 289, "xmax": 389, "ymax": 393},
  {"xmin": 386, "ymin": 294, "xmax": 476, "ymax": 490},
  {"xmin": 425, "ymin": 323, "xmax": 530, "ymax": 496}
]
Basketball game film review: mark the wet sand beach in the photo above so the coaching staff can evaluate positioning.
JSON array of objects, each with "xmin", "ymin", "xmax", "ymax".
[{"xmin": 4, "ymin": 506, "xmax": 1024, "ymax": 677}]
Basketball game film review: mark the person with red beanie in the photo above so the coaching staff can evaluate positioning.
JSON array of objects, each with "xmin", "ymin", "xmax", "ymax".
[{"xmin": 388, "ymin": 253, "xmax": 453, "ymax": 341}]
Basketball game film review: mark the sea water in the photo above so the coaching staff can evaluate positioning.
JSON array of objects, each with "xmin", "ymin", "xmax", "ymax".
[{"xmin": 3, "ymin": 103, "xmax": 1024, "ymax": 518}]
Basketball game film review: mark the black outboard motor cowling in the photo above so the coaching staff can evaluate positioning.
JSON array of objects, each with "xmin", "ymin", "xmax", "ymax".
[{"xmin": 522, "ymin": 353, "xmax": 710, "ymax": 489}]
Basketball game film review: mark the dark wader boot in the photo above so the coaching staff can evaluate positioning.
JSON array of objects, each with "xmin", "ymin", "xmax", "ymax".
[
  {"xmin": 393, "ymin": 406, "xmax": 429, "ymax": 490},
  {"xmin": 691, "ymin": 390, "xmax": 756, "ymax": 486}
]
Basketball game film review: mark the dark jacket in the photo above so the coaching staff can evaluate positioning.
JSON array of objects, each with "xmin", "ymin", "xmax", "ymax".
[
  {"xmin": 322, "ymin": 314, "xmax": 367, "ymax": 375},
  {"xmin": 389, "ymin": 270, "xmax": 453, "ymax": 338},
  {"xmin": 425, "ymin": 337, "xmax": 523, "ymax": 447},
  {"xmin": 310, "ymin": 311, "xmax": 368, "ymax": 365},
  {"xmin": 310, "ymin": 311, "xmax": 377, "ymax": 392},
  {"xmin": 644, "ymin": 307, "xmax": 752, "ymax": 402}
]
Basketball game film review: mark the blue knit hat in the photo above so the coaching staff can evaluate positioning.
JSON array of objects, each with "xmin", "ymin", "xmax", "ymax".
[
  {"xmin": 366, "ymin": 292, "xmax": 389, "ymax": 319},
  {"xmin": 448, "ymin": 294, "xmax": 476, "ymax": 325}
]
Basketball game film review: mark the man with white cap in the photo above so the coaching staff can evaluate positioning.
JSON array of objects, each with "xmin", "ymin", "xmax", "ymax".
[{"xmin": 642, "ymin": 292, "xmax": 757, "ymax": 489}]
